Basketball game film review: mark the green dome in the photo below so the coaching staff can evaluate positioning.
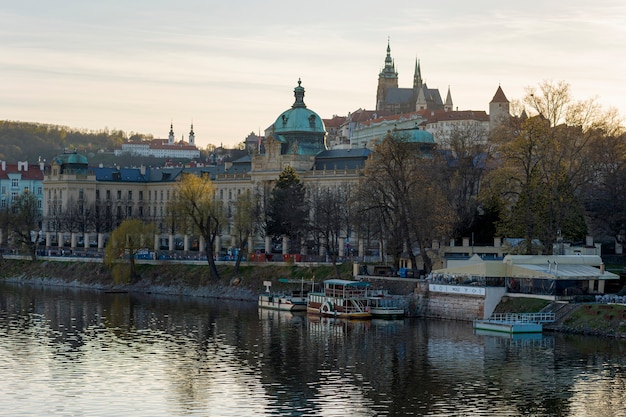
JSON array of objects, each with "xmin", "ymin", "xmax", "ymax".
[
  {"xmin": 273, "ymin": 79, "xmax": 327, "ymax": 155},
  {"xmin": 53, "ymin": 151, "xmax": 89, "ymax": 175},
  {"xmin": 54, "ymin": 152, "xmax": 89, "ymax": 165}
]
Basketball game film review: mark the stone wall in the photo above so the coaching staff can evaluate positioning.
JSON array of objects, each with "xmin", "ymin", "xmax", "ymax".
[{"xmin": 412, "ymin": 282, "xmax": 486, "ymax": 321}]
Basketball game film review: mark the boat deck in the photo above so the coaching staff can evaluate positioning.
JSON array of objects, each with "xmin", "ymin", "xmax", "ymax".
[{"xmin": 474, "ymin": 312, "xmax": 555, "ymax": 334}]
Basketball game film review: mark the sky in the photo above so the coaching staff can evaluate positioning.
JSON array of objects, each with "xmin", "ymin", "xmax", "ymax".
[{"xmin": 2, "ymin": 0, "xmax": 625, "ymax": 149}]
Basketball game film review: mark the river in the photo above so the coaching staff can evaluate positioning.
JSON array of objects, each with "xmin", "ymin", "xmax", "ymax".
[{"xmin": 1, "ymin": 281, "xmax": 625, "ymax": 416}]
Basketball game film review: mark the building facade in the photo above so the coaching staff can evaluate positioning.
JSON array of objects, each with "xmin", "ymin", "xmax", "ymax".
[{"xmin": 114, "ymin": 123, "xmax": 200, "ymax": 159}]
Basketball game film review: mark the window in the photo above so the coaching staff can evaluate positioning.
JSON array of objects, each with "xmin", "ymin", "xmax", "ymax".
[
  {"xmin": 139, "ymin": 190, "xmax": 143, "ymax": 201},
  {"xmin": 128, "ymin": 190, "xmax": 133, "ymax": 200},
  {"xmin": 11, "ymin": 179, "xmax": 18, "ymax": 188},
  {"xmin": 37, "ymin": 187, "xmax": 42, "ymax": 195},
  {"xmin": 106, "ymin": 190, "xmax": 111, "ymax": 200},
  {"xmin": 117, "ymin": 190, "xmax": 122, "ymax": 200},
  {"xmin": 96, "ymin": 190, "xmax": 100, "ymax": 200},
  {"xmin": 79, "ymin": 189, "xmax": 84, "ymax": 200}
]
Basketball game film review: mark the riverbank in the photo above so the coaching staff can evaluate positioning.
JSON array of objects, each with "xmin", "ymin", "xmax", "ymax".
[
  {"xmin": 0, "ymin": 258, "xmax": 353, "ymax": 301},
  {"xmin": 3, "ymin": 258, "xmax": 626, "ymax": 338}
]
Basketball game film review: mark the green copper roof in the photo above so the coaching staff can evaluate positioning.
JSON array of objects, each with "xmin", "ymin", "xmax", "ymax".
[
  {"xmin": 272, "ymin": 80, "xmax": 327, "ymax": 155},
  {"xmin": 274, "ymin": 79, "xmax": 326, "ymax": 135},
  {"xmin": 54, "ymin": 151, "xmax": 88, "ymax": 165}
]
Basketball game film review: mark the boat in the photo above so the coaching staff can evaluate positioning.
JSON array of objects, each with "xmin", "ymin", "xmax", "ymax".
[
  {"xmin": 366, "ymin": 294, "xmax": 405, "ymax": 319},
  {"xmin": 473, "ymin": 312, "xmax": 555, "ymax": 334},
  {"xmin": 258, "ymin": 292, "xmax": 307, "ymax": 312},
  {"xmin": 307, "ymin": 279, "xmax": 372, "ymax": 319},
  {"xmin": 258, "ymin": 279, "xmax": 309, "ymax": 312}
]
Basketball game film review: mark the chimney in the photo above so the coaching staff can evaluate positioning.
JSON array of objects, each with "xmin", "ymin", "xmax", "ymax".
[{"xmin": 1, "ymin": 161, "xmax": 5, "ymax": 171}]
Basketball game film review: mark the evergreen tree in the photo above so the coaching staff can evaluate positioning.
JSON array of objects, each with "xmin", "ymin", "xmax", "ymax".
[{"xmin": 267, "ymin": 166, "xmax": 308, "ymax": 254}]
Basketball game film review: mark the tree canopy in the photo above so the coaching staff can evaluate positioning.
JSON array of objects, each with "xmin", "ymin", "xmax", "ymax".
[
  {"xmin": 104, "ymin": 219, "xmax": 156, "ymax": 283},
  {"xmin": 168, "ymin": 173, "xmax": 225, "ymax": 280}
]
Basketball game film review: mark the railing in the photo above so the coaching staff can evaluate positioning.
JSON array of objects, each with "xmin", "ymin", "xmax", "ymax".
[{"xmin": 488, "ymin": 312, "xmax": 555, "ymax": 323}]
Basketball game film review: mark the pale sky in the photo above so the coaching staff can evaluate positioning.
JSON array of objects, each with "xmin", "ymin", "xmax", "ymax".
[{"xmin": 2, "ymin": 0, "xmax": 625, "ymax": 149}]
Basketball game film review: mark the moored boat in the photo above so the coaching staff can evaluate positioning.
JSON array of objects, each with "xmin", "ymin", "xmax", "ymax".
[
  {"xmin": 258, "ymin": 292, "xmax": 307, "ymax": 312},
  {"xmin": 367, "ymin": 295, "xmax": 405, "ymax": 319},
  {"xmin": 258, "ymin": 278, "xmax": 309, "ymax": 312},
  {"xmin": 307, "ymin": 279, "xmax": 372, "ymax": 319}
]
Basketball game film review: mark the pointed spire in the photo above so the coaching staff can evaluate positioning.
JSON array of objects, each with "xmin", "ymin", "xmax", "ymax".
[
  {"xmin": 490, "ymin": 85, "xmax": 509, "ymax": 103},
  {"xmin": 413, "ymin": 58, "xmax": 423, "ymax": 89},
  {"xmin": 379, "ymin": 38, "xmax": 398, "ymax": 79},
  {"xmin": 292, "ymin": 78, "xmax": 306, "ymax": 108},
  {"xmin": 444, "ymin": 85, "xmax": 453, "ymax": 111}
]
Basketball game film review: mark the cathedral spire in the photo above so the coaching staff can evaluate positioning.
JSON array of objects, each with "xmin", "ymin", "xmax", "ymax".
[
  {"xmin": 444, "ymin": 86, "xmax": 453, "ymax": 111},
  {"xmin": 413, "ymin": 58, "xmax": 423, "ymax": 89},
  {"xmin": 379, "ymin": 38, "xmax": 398, "ymax": 79}
]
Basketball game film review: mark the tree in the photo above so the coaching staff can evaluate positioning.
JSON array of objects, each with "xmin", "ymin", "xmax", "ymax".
[
  {"xmin": 435, "ymin": 123, "xmax": 494, "ymax": 243},
  {"xmin": 267, "ymin": 166, "xmax": 308, "ymax": 254},
  {"xmin": 485, "ymin": 81, "xmax": 617, "ymax": 253},
  {"xmin": 8, "ymin": 191, "xmax": 42, "ymax": 261},
  {"xmin": 168, "ymin": 173, "xmax": 225, "ymax": 280},
  {"xmin": 359, "ymin": 133, "xmax": 453, "ymax": 273},
  {"xmin": 104, "ymin": 219, "xmax": 156, "ymax": 284},
  {"xmin": 232, "ymin": 189, "xmax": 258, "ymax": 275},
  {"xmin": 309, "ymin": 184, "xmax": 351, "ymax": 277}
]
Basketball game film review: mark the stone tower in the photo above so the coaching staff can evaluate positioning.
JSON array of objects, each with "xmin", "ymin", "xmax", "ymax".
[
  {"xmin": 376, "ymin": 40, "xmax": 398, "ymax": 111},
  {"xmin": 489, "ymin": 86, "xmax": 510, "ymax": 130}
]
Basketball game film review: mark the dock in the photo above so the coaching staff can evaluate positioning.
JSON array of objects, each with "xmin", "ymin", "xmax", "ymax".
[{"xmin": 473, "ymin": 312, "xmax": 555, "ymax": 334}]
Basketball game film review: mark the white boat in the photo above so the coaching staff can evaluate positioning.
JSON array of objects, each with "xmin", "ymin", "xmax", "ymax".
[
  {"xmin": 258, "ymin": 292, "xmax": 307, "ymax": 312},
  {"xmin": 307, "ymin": 279, "xmax": 372, "ymax": 319},
  {"xmin": 367, "ymin": 296, "xmax": 405, "ymax": 319},
  {"xmin": 258, "ymin": 278, "xmax": 309, "ymax": 312}
]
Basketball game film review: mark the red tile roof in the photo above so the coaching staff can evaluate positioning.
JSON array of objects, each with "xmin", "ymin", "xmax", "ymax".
[{"xmin": 0, "ymin": 163, "xmax": 44, "ymax": 180}]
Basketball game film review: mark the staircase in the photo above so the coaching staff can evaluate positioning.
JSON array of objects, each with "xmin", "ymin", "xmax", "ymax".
[{"xmin": 540, "ymin": 302, "xmax": 581, "ymax": 329}]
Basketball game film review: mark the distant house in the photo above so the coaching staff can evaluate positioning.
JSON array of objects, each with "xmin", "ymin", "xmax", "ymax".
[{"xmin": 114, "ymin": 123, "xmax": 200, "ymax": 159}]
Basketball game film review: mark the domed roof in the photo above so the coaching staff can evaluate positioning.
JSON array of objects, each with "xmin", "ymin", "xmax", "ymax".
[
  {"xmin": 272, "ymin": 80, "xmax": 327, "ymax": 155},
  {"xmin": 53, "ymin": 151, "xmax": 88, "ymax": 165},
  {"xmin": 274, "ymin": 79, "xmax": 326, "ymax": 135}
]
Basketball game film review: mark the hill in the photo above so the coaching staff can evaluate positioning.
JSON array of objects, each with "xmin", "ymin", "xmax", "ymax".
[{"xmin": 0, "ymin": 120, "xmax": 207, "ymax": 166}]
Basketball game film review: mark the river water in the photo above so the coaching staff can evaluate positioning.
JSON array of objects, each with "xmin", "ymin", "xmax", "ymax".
[{"xmin": 1, "ymin": 282, "xmax": 625, "ymax": 417}]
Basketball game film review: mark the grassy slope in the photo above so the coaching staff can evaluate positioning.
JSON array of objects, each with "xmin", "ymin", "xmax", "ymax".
[{"xmin": 0, "ymin": 259, "xmax": 354, "ymax": 297}]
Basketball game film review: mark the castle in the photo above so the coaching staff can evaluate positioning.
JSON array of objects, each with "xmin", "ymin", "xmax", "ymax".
[{"xmin": 375, "ymin": 40, "xmax": 452, "ymax": 114}]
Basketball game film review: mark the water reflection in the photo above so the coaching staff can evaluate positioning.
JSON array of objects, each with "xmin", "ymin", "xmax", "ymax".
[{"xmin": 1, "ymin": 282, "xmax": 626, "ymax": 416}]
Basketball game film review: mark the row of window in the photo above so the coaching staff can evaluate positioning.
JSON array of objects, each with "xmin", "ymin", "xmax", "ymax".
[
  {"xmin": 47, "ymin": 188, "xmax": 176, "ymax": 202},
  {"xmin": 1, "ymin": 185, "xmax": 43, "ymax": 195}
]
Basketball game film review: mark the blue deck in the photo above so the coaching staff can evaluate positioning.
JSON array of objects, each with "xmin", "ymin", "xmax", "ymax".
[{"xmin": 473, "ymin": 312, "xmax": 555, "ymax": 334}]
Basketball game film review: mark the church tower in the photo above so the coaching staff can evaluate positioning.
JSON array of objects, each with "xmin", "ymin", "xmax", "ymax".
[
  {"xmin": 188, "ymin": 123, "xmax": 195, "ymax": 146},
  {"xmin": 489, "ymin": 85, "xmax": 510, "ymax": 130},
  {"xmin": 168, "ymin": 122, "xmax": 175, "ymax": 145},
  {"xmin": 376, "ymin": 39, "xmax": 398, "ymax": 112}
]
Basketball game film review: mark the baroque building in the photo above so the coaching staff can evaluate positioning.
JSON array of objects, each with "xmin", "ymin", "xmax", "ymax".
[{"xmin": 114, "ymin": 123, "xmax": 200, "ymax": 159}]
